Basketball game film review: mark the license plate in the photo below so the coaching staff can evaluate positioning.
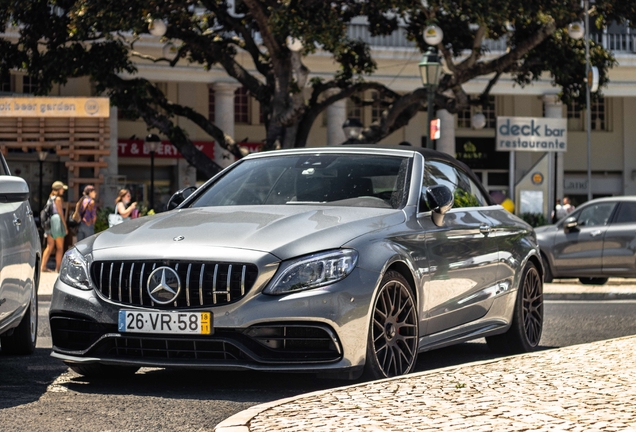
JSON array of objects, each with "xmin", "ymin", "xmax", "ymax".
[{"xmin": 118, "ymin": 310, "xmax": 212, "ymax": 335}]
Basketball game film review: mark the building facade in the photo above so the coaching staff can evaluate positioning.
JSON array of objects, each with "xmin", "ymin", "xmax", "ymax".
[{"xmin": 2, "ymin": 23, "xmax": 636, "ymax": 215}]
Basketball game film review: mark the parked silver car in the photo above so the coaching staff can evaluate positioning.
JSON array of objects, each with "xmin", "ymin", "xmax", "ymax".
[
  {"xmin": 536, "ymin": 196, "xmax": 636, "ymax": 285},
  {"xmin": 50, "ymin": 146, "xmax": 543, "ymax": 379},
  {"xmin": 0, "ymin": 153, "xmax": 40, "ymax": 354}
]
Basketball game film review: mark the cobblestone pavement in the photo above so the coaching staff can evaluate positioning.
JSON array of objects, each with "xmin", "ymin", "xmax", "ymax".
[{"xmin": 216, "ymin": 336, "xmax": 636, "ymax": 431}]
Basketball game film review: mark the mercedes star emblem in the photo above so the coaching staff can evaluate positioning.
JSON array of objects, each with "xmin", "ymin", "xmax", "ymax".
[{"xmin": 147, "ymin": 267, "xmax": 181, "ymax": 304}]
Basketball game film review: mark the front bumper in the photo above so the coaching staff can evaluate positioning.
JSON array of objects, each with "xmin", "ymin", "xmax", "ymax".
[{"xmin": 49, "ymin": 266, "xmax": 381, "ymax": 375}]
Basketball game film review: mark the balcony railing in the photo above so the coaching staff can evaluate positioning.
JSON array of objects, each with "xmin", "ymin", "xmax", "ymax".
[{"xmin": 348, "ymin": 23, "xmax": 636, "ymax": 54}]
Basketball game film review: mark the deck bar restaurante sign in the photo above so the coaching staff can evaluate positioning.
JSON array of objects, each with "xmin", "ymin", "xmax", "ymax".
[
  {"xmin": 0, "ymin": 97, "xmax": 110, "ymax": 118},
  {"xmin": 496, "ymin": 116, "xmax": 567, "ymax": 152}
]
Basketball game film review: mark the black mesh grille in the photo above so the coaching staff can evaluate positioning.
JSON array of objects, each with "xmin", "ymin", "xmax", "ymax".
[
  {"xmin": 91, "ymin": 260, "xmax": 258, "ymax": 309},
  {"xmin": 108, "ymin": 336, "xmax": 244, "ymax": 361}
]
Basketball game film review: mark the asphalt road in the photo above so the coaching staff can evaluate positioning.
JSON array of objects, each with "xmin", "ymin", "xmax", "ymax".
[{"xmin": 1, "ymin": 299, "xmax": 636, "ymax": 431}]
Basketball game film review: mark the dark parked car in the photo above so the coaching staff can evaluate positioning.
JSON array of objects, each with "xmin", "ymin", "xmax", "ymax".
[
  {"xmin": 50, "ymin": 146, "xmax": 543, "ymax": 380},
  {"xmin": 536, "ymin": 196, "xmax": 636, "ymax": 285},
  {"xmin": 0, "ymin": 153, "xmax": 40, "ymax": 354}
]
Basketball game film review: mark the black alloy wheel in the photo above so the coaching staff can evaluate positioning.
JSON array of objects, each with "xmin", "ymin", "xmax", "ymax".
[
  {"xmin": 487, "ymin": 262, "xmax": 543, "ymax": 353},
  {"xmin": 365, "ymin": 271, "xmax": 418, "ymax": 379},
  {"xmin": 522, "ymin": 264, "xmax": 544, "ymax": 347}
]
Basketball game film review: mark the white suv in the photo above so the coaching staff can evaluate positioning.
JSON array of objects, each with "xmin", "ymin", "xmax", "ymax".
[{"xmin": 0, "ymin": 153, "xmax": 41, "ymax": 354}]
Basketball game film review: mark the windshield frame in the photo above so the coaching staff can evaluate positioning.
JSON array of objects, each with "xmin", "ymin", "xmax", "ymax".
[{"xmin": 182, "ymin": 149, "xmax": 414, "ymax": 210}]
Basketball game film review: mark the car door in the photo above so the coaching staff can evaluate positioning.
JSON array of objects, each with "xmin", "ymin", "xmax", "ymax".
[
  {"xmin": 601, "ymin": 201, "xmax": 636, "ymax": 276},
  {"xmin": 0, "ymin": 156, "xmax": 32, "ymax": 323},
  {"xmin": 550, "ymin": 201, "xmax": 617, "ymax": 276},
  {"xmin": 418, "ymin": 159, "xmax": 499, "ymax": 335}
]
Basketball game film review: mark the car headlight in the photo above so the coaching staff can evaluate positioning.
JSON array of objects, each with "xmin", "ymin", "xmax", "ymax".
[
  {"xmin": 264, "ymin": 249, "xmax": 358, "ymax": 295},
  {"xmin": 59, "ymin": 247, "xmax": 93, "ymax": 290}
]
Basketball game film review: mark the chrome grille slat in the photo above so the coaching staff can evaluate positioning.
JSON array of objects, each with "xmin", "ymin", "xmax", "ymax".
[
  {"xmin": 128, "ymin": 263, "xmax": 135, "ymax": 303},
  {"xmin": 118, "ymin": 262, "xmax": 124, "ymax": 302},
  {"xmin": 92, "ymin": 260, "xmax": 257, "ymax": 309},
  {"xmin": 174, "ymin": 264, "xmax": 179, "ymax": 308},
  {"xmin": 241, "ymin": 265, "xmax": 246, "ymax": 296},
  {"xmin": 212, "ymin": 264, "xmax": 218, "ymax": 305},
  {"xmin": 139, "ymin": 263, "xmax": 146, "ymax": 306},
  {"xmin": 226, "ymin": 265, "xmax": 232, "ymax": 302},
  {"xmin": 108, "ymin": 264, "xmax": 114, "ymax": 299},
  {"xmin": 151, "ymin": 263, "xmax": 156, "ymax": 307},
  {"xmin": 185, "ymin": 264, "xmax": 192, "ymax": 307},
  {"xmin": 199, "ymin": 264, "xmax": 205, "ymax": 306}
]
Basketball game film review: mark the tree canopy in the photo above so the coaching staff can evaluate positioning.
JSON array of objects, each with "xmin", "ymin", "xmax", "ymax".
[{"xmin": 0, "ymin": 0, "xmax": 632, "ymax": 177}]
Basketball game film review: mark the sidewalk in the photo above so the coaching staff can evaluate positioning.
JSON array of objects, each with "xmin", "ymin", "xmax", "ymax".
[{"xmin": 215, "ymin": 336, "xmax": 636, "ymax": 431}]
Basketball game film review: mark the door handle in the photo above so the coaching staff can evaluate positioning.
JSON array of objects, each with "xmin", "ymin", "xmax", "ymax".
[
  {"xmin": 479, "ymin": 224, "xmax": 491, "ymax": 235},
  {"xmin": 590, "ymin": 229, "xmax": 602, "ymax": 237},
  {"xmin": 13, "ymin": 217, "xmax": 22, "ymax": 227}
]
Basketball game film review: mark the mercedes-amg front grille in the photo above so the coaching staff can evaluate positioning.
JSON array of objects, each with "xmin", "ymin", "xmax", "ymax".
[{"xmin": 91, "ymin": 260, "xmax": 258, "ymax": 309}]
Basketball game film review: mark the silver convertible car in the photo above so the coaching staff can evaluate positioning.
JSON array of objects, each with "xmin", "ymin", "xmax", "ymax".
[{"xmin": 50, "ymin": 146, "xmax": 543, "ymax": 380}]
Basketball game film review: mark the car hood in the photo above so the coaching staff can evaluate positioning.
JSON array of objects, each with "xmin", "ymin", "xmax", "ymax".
[
  {"xmin": 534, "ymin": 224, "xmax": 556, "ymax": 234},
  {"xmin": 90, "ymin": 205, "xmax": 405, "ymax": 260}
]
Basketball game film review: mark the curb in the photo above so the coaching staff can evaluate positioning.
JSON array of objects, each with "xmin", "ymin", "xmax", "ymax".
[
  {"xmin": 38, "ymin": 294, "xmax": 52, "ymax": 302},
  {"xmin": 544, "ymin": 292, "xmax": 636, "ymax": 301}
]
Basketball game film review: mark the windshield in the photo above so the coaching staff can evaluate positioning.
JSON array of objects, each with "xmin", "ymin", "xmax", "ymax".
[{"xmin": 190, "ymin": 154, "xmax": 411, "ymax": 209}]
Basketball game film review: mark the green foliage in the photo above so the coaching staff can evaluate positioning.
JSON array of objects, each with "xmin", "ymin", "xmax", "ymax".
[
  {"xmin": 94, "ymin": 207, "xmax": 112, "ymax": 234},
  {"xmin": 520, "ymin": 212, "xmax": 548, "ymax": 228},
  {"xmin": 453, "ymin": 189, "xmax": 481, "ymax": 208},
  {"xmin": 0, "ymin": 0, "xmax": 633, "ymax": 175}
]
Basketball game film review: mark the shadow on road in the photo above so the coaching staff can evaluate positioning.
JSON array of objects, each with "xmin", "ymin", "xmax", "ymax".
[{"xmin": 0, "ymin": 348, "xmax": 67, "ymax": 409}]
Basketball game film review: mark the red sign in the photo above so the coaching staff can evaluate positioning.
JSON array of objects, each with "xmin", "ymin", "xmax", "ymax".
[
  {"xmin": 430, "ymin": 119, "xmax": 441, "ymax": 140},
  {"xmin": 117, "ymin": 139, "xmax": 262, "ymax": 159}
]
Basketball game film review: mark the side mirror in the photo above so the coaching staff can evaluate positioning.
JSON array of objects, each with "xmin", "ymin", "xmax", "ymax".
[
  {"xmin": 0, "ymin": 176, "xmax": 30, "ymax": 203},
  {"xmin": 563, "ymin": 216, "xmax": 578, "ymax": 232},
  {"xmin": 426, "ymin": 184, "xmax": 453, "ymax": 227},
  {"xmin": 167, "ymin": 186, "xmax": 197, "ymax": 210}
]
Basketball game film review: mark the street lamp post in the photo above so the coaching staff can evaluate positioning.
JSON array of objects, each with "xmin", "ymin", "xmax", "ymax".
[
  {"xmin": 584, "ymin": 0, "xmax": 593, "ymax": 202},
  {"xmin": 37, "ymin": 150, "xmax": 48, "ymax": 214},
  {"xmin": 342, "ymin": 118, "xmax": 363, "ymax": 144},
  {"xmin": 145, "ymin": 134, "xmax": 161, "ymax": 211},
  {"xmin": 418, "ymin": 47, "xmax": 442, "ymax": 149}
]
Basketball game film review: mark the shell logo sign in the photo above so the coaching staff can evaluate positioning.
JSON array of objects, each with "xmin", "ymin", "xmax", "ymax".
[{"xmin": 0, "ymin": 97, "xmax": 110, "ymax": 117}]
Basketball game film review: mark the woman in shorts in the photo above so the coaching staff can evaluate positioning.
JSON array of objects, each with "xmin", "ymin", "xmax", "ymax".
[{"xmin": 41, "ymin": 181, "xmax": 68, "ymax": 272}]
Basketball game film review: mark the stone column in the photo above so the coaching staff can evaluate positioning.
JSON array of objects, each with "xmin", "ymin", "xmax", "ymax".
[
  {"xmin": 623, "ymin": 98, "xmax": 636, "ymax": 195},
  {"xmin": 435, "ymin": 109, "xmax": 455, "ymax": 156},
  {"xmin": 212, "ymin": 82, "xmax": 240, "ymax": 168},
  {"xmin": 543, "ymin": 94, "xmax": 564, "ymax": 205},
  {"xmin": 327, "ymin": 97, "xmax": 347, "ymax": 145}
]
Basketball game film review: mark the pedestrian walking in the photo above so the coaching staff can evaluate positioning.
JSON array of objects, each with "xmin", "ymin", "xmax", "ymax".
[
  {"xmin": 76, "ymin": 185, "xmax": 97, "ymax": 241},
  {"xmin": 553, "ymin": 198, "xmax": 567, "ymax": 222},
  {"xmin": 41, "ymin": 181, "xmax": 68, "ymax": 272},
  {"xmin": 115, "ymin": 189, "xmax": 137, "ymax": 221}
]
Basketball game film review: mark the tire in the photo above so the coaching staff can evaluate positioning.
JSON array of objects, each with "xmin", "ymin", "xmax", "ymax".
[
  {"xmin": 364, "ymin": 270, "xmax": 418, "ymax": 380},
  {"xmin": 68, "ymin": 363, "xmax": 140, "ymax": 378},
  {"xmin": 578, "ymin": 277, "xmax": 608, "ymax": 285},
  {"xmin": 1, "ymin": 277, "xmax": 37, "ymax": 355},
  {"xmin": 486, "ymin": 262, "xmax": 543, "ymax": 354},
  {"xmin": 541, "ymin": 254, "xmax": 553, "ymax": 283}
]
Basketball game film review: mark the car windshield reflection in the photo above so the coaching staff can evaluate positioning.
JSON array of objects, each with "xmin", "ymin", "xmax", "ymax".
[{"xmin": 190, "ymin": 154, "xmax": 410, "ymax": 209}]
